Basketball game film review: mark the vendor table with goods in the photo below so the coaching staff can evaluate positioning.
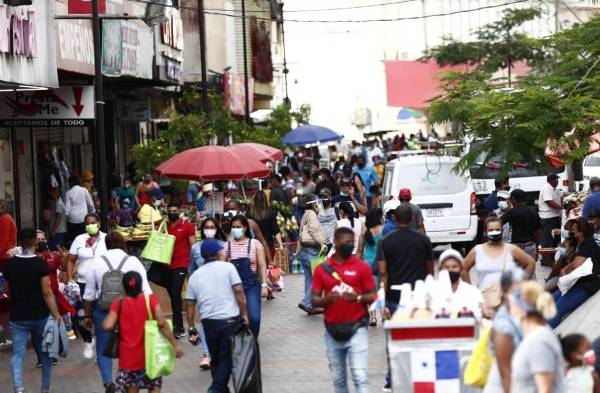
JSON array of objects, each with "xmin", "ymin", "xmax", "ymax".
[{"xmin": 385, "ymin": 318, "xmax": 479, "ymax": 393}]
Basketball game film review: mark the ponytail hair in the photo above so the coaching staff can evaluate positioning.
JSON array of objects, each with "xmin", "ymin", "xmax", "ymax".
[
  {"xmin": 365, "ymin": 208, "xmax": 383, "ymax": 246},
  {"xmin": 122, "ymin": 271, "xmax": 143, "ymax": 298},
  {"xmin": 519, "ymin": 281, "xmax": 557, "ymax": 321},
  {"xmin": 339, "ymin": 202, "xmax": 355, "ymax": 227}
]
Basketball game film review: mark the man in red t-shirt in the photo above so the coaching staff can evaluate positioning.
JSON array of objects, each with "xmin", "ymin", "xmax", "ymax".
[
  {"xmin": 312, "ymin": 227, "xmax": 376, "ymax": 393},
  {"xmin": 0, "ymin": 199, "xmax": 17, "ymax": 275},
  {"xmin": 165, "ymin": 203, "xmax": 196, "ymax": 338}
]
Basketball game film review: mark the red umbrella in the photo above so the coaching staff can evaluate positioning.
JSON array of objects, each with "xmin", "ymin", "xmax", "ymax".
[
  {"xmin": 155, "ymin": 145, "xmax": 272, "ymax": 181},
  {"xmin": 228, "ymin": 143, "xmax": 283, "ymax": 162}
]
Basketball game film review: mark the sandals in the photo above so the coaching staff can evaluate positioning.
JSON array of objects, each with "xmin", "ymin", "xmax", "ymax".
[{"xmin": 369, "ymin": 317, "xmax": 377, "ymax": 327}]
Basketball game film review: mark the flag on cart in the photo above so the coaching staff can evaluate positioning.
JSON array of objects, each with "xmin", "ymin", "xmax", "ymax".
[{"xmin": 411, "ymin": 350, "xmax": 460, "ymax": 393}]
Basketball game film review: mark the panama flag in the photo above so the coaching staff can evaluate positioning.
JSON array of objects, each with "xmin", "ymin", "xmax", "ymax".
[{"xmin": 410, "ymin": 350, "xmax": 460, "ymax": 393}]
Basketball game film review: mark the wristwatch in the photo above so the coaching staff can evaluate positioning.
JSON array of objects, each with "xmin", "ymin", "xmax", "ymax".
[
  {"xmin": 261, "ymin": 283, "xmax": 268, "ymax": 288},
  {"xmin": 356, "ymin": 295, "xmax": 363, "ymax": 304}
]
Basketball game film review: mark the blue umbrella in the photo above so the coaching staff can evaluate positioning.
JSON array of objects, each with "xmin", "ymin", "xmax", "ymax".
[{"xmin": 281, "ymin": 124, "xmax": 343, "ymax": 145}]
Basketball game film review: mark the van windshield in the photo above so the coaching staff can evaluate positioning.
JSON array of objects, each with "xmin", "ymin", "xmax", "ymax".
[
  {"xmin": 397, "ymin": 161, "xmax": 467, "ymax": 196},
  {"xmin": 468, "ymin": 140, "xmax": 564, "ymax": 179}
]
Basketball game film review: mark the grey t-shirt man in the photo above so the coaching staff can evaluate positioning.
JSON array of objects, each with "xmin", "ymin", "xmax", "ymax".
[
  {"xmin": 511, "ymin": 326, "xmax": 565, "ymax": 393},
  {"xmin": 186, "ymin": 261, "xmax": 242, "ymax": 320},
  {"xmin": 318, "ymin": 207, "xmax": 337, "ymax": 245},
  {"xmin": 402, "ymin": 202, "xmax": 424, "ymax": 232}
]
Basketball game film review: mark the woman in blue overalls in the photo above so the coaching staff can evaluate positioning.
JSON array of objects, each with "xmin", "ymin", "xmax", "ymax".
[{"xmin": 224, "ymin": 215, "xmax": 268, "ymax": 336}]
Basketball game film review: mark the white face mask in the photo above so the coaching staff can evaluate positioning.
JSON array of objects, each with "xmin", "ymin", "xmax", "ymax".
[
  {"xmin": 204, "ymin": 229, "xmax": 217, "ymax": 239},
  {"xmin": 153, "ymin": 199, "xmax": 162, "ymax": 208},
  {"xmin": 498, "ymin": 200, "xmax": 508, "ymax": 210}
]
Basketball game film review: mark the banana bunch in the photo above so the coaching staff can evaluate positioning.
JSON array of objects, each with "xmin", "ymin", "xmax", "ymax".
[
  {"xmin": 114, "ymin": 225, "xmax": 132, "ymax": 241},
  {"xmin": 285, "ymin": 216, "xmax": 299, "ymax": 232},
  {"xmin": 131, "ymin": 223, "xmax": 153, "ymax": 240}
]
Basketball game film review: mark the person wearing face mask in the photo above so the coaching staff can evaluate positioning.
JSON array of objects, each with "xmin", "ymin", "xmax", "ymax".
[
  {"xmin": 312, "ymin": 227, "xmax": 377, "ymax": 393},
  {"xmin": 462, "ymin": 217, "xmax": 535, "ymax": 308},
  {"xmin": 353, "ymin": 156, "xmax": 379, "ymax": 207},
  {"xmin": 332, "ymin": 178, "xmax": 367, "ymax": 217},
  {"xmin": 358, "ymin": 208, "xmax": 384, "ymax": 326},
  {"xmin": 221, "ymin": 215, "xmax": 268, "ymax": 336},
  {"xmin": 539, "ymin": 173, "xmax": 563, "ymax": 266},
  {"xmin": 315, "ymin": 168, "xmax": 339, "ymax": 197},
  {"xmin": 64, "ymin": 175, "xmax": 96, "ymax": 245},
  {"xmin": 509, "ymin": 281, "xmax": 565, "ymax": 393},
  {"xmin": 561, "ymin": 334, "xmax": 598, "ymax": 393},
  {"xmin": 137, "ymin": 188, "xmax": 165, "ymax": 225},
  {"xmin": 438, "ymin": 248, "xmax": 484, "ymax": 319},
  {"xmin": 66, "ymin": 213, "xmax": 107, "ymax": 363},
  {"xmin": 319, "ymin": 188, "xmax": 339, "ymax": 251},
  {"xmin": 502, "ymin": 189, "xmax": 542, "ymax": 261},
  {"xmin": 159, "ymin": 203, "xmax": 197, "ymax": 339},
  {"xmin": 135, "ymin": 173, "xmax": 159, "ymax": 208}
]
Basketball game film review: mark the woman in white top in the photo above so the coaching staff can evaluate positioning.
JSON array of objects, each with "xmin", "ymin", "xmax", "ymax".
[
  {"xmin": 463, "ymin": 217, "xmax": 535, "ymax": 306},
  {"xmin": 66, "ymin": 213, "xmax": 107, "ymax": 360},
  {"xmin": 334, "ymin": 202, "xmax": 363, "ymax": 256}
]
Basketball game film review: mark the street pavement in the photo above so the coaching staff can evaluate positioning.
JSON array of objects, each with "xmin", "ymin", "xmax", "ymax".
[{"xmin": 0, "ymin": 274, "xmax": 388, "ymax": 393}]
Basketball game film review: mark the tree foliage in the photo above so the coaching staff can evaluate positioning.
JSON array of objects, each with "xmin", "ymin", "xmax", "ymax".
[
  {"xmin": 131, "ymin": 89, "xmax": 311, "ymax": 178},
  {"xmin": 425, "ymin": 8, "xmax": 600, "ymax": 175}
]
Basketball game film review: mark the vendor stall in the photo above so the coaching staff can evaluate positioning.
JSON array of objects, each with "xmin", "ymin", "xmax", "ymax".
[{"xmin": 384, "ymin": 318, "xmax": 479, "ymax": 393}]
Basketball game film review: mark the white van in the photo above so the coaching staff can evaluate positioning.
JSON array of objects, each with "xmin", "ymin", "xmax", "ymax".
[{"xmin": 382, "ymin": 153, "xmax": 478, "ymax": 248}]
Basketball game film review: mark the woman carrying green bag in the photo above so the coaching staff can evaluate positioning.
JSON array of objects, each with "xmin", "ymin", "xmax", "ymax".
[{"xmin": 102, "ymin": 271, "xmax": 183, "ymax": 393}]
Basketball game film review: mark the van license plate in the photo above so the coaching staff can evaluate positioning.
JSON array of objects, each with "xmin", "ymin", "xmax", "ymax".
[{"xmin": 426, "ymin": 208, "xmax": 444, "ymax": 217}]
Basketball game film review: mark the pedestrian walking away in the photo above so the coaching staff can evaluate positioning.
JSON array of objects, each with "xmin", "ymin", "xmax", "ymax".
[
  {"xmin": 222, "ymin": 215, "xmax": 268, "ymax": 336},
  {"xmin": 64, "ymin": 175, "xmax": 96, "ymax": 245},
  {"xmin": 539, "ymin": 173, "xmax": 563, "ymax": 265},
  {"xmin": 186, "ymin": 239, "xmax": 249, "ymax": 393},
  {"xmin": 502, "ymin": 189, "xmax": 542, "ymax": 260},
  {"xmin": 312, "ymin": 227, "xmax": 376, "ymax": 393},
  {"xmin": 4, "ymin": 227, "xmax": 62, "ymax": 393},
  {"xmin": 102, "ymin": 271, "xmax": 183, "ymax": 393}
]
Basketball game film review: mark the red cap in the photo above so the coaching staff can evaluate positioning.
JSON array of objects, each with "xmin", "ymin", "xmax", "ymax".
[{"xmin": 399, "ymin": 188, "xmax": 412, "ymax": 201}]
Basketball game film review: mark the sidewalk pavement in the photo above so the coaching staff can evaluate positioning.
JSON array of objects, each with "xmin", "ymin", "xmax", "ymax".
[{"xmin": 0, "ymin": 274, "xmax": 388, "ymax": 393}]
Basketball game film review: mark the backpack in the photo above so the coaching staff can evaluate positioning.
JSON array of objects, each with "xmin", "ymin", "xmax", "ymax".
[{"xmin": 98, "ymin": 255, "xmax": 129, "ymax": 310}]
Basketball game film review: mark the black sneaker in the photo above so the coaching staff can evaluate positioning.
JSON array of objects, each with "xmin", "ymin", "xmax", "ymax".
[
  {"xmin": 36, "ymin": 358, "xmax": 58, "ymax": 368},
  {"xmin": 174, "ymin": 330, "xmax": 187, "ymax": 339},
  {"xmin": 382, "ymin": 382, "xmax": 392, "ymax": 392},
  {"xmin": 104, "ymin": 382, "xmax": 116, "ymax": 393},
  {"xmin": 36, "ymin": 361, "xmax": 42, "ymax": 368}
]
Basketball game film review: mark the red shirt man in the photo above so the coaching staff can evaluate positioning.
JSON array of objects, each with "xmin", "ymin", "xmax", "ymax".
[
  {"xmin": 167, "ymin": 216, "xmax": 196, "ymax": 270},
  {"xmin": 0, "ymin": 200, "xmax": 17, "ymax": 271}
]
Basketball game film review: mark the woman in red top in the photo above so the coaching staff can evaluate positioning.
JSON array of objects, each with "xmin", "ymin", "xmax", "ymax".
[{"xmin": 103, "ymin": 271, "xmax": 183, "ymax": 393}]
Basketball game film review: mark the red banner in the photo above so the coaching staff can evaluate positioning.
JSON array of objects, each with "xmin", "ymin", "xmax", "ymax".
[{"xmin": 68, "ymin": 0, "xmax": 106, "ymax": 15}]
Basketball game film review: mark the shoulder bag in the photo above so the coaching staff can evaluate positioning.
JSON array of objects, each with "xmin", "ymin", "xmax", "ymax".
[
  {"xmin": 320, "ymin": 263, "xmax": 368, "ymax": 342},
  {"xmin": 102, "ymin": 299, "xmax": 122, "ymax": 358}
]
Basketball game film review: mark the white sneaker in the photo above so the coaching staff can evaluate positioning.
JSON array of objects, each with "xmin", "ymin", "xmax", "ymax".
[{"xmin": 83, "ymin": 340, "xmax": 95, "ymax": 359}]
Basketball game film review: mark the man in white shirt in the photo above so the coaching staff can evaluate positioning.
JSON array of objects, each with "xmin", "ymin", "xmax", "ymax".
[
  {"xmin": 366, "ymin": 140, "xmax": 384, "ymax": 166},
  {"xmin": 64, "ymin": 175, "xmax": 95, "ymax": 244},
  {"xmin": 538, "ymin": 173, "xmax": 562, "ymax": 265}
]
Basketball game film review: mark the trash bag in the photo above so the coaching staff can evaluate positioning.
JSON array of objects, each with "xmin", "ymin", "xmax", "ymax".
[{"xmin": 231, "ymin": 326, "xmax": 262, "ymax": 393}]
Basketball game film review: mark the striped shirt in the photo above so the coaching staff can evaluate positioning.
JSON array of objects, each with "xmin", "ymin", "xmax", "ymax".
[{"xmin": 222, "ymin": 239, "xmax": 264, "ymax": 272}]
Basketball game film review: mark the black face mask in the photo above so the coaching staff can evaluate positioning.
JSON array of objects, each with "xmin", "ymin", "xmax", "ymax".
[
  {"xmin": 448, "ymin": 271, "xmax": 461, "ymax": 283},
  {"xmin": 488, "ymin": 233, "xmax": 502, "ymax": 242},
  {"xmin": 222, "ymin": 223, "xmax": 231, "ymax": 234},
  {"xmin": 339, "ymin": 244, "xmax": 354, "ymax": 259},
  {"xmin": 36, "ymin": 241, "xmax": 47, "ymax": 253},
  {"xmin": 168, "ymin": 213, "xmax": 180, "ymax": 222}
]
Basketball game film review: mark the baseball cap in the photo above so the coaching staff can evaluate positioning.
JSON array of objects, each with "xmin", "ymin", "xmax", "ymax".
[
  {"xmin": 319, "ymin": 188, "xmax": 332, "ymax": 198},
  {"xmin": 200, "ymin": 239, "xmax": 223, "ymax": 259},
  {"xmin": 148, "ymin": 188, "xmax": 165, "ymax": 200},
  {"xmin": 438, "ymin": 248, "xmax": 464, "ymax": 266},
  {"xmin": 399, "ymin": 188, "xmax": 412, "ymax": 201},
  {"xmin": 497, "ymin": 190, "xmax": 510, "ymax": 200},
  {"xmin": 202, "ymin": 183, "xmax": 213, "ymax": 192},
  {"xmin": 510, "ymin": 189, "xmax": 526, "ymax": 201},
  {"xmin": 383, "ymin": 199, "xmax": 400, "ymax": 216}
]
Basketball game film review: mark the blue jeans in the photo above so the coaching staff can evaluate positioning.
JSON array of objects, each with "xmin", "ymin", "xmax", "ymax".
[
  {"xmin": 202, "ymin": 317, "xmax": 241, "ymax": 393},
  {"xmin": 324, "ymin": 327, "xmax": 369, "ymax": 393},
  {"xmin": 245, "ymin": 282, "xmax": 261, "ymax": 337},
  {"xmin": 10, "ymin": 318, "xmax": 51, "ymax": 392},
  {"xmin": 298, "ymin": 246, "xmax": 320, "ymax": 308},
  {"xmin": 548, "ymin": 287, "xmax": 591, "ymax": 328},
  {"xmin": 93, "ymin": 306, "xmax": 113, "ymax": 385}
]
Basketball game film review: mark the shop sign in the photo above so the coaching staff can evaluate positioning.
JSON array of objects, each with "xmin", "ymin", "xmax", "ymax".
[
  {"xmin": 118, "ymin": 97, "xmax": 150, "ymax": 122},
  {"xmin": 68, "ymin": 0, "xmax": 106, "ymax": 15},
  {"xmin": 0, "ymin": 86, "xmax": 94, "ymax": 126},
  {"xmin": 0, "ymin": 1, "xmax": 58, "ymax": 87},
  {"xmin": 56, "ymin": 19, "xmax": 95, "ymax": 75},
  {"xmin": 102, "ymin": 19, "xmax": 153, "ymax": 79},
  {"xmin": 154, "ymin": 7, "xmax": 183, "ymax": 84}
]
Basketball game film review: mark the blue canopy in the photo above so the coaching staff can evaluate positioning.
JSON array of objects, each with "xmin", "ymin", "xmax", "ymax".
[{"xmin": 281, "ymin": 125, "xmax": 343, "ymax": 145}]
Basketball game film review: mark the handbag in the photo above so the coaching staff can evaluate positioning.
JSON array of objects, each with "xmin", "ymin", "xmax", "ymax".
[
  {"xmin": 310, "ymin": 245, "xmax": 328, "ymax": 274},
  {"xmin": 558, "ymin": 258, "xmax": 593, "ymax": 294},
  {"xmin": 273, "ymin": 247, "xmax": 290, "ymax": 273},
  {"xmin": 141, "ymin": 221, "xmax": 175, "ymax": 265},
  {"xmin": 102, "ymin": 299, "xmax": 122, "ymax": 359},
  {"xmin": 481, "ymin": 246, "xmax": 509, "ymax": 309},
  {"xmin": 464, "ymin": 324, "xmax": 493, "ymax": 387},
  {"xmin": 319, "ymin": 263, "xmax": 368, "ymax": 342},
  {"xmin": 144, "ymin": 295, "xmax": 175, "ymax": 379}
]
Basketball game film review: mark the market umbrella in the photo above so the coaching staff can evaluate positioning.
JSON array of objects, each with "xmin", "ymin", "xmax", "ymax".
[
  {"xmin": 545, "ymin": 132, "xmax": 600, "ymax": 168},
  {"xmin": 281, "ymin": 124, "xmax": 343, "ymax": 145},
  {"xmin": 155, "ymin": 145, "xmax": 272, "ymax": 181},
  {"xmin": 228, "ymin": 143, "xmax": 284, "ymax": 163},
  {"xmin": 396, "ymin": 107, "xmax": 424, "ymax": 122}
]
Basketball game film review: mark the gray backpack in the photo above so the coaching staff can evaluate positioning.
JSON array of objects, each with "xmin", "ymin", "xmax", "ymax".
[{"xmin": 98, "ymin": 255, "xmax": 129, "ymax": 310}]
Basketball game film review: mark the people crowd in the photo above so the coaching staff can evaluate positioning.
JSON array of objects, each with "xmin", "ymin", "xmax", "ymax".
[{"xmin": 1, "ymin": 136, "xmax": 600, "ymax": 393}]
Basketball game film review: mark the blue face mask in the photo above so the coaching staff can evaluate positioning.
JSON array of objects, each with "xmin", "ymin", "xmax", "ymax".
[{"xmin": 231, "ymin": 228, "xmax": 245, "ymax": 240}]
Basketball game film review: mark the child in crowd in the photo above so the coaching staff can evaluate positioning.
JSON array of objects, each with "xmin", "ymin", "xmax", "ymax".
[
  {"xmin": 116, "ymin": 198, "xmax": 135, "ymax": 227},
  {"xmin": 561, "ymin": 333, "xmax": 599, "ymax": 393}
]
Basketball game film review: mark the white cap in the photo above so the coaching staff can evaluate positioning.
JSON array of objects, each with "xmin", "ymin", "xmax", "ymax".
[
  {"xmin": 383, "ymin": 199, "xmax": 400, "ymax": 216},
  {"xmin": 202, "ymin": 183, "xmax": 213, "ymax": 192},
  {"xmin": 438, "ymin": 248, "xmax": 464, "ymax": 266},
  {"xmin": 497, "ymin": 190, "xmax": 510, "ymax": 200}
]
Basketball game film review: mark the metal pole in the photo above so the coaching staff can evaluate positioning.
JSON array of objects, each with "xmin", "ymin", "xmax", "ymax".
[
  {"xmin": 280, "ymin": 2, "xmax": 290, "ymax": 105},
  {"xmin": 241, "ymin": 0, "xmax": 250, "ymax": 123},
  {"xmin": 198, "ymin": 0, "xmax": 209, "ymax": 113},
  {"xmin": 555, "ymin": 0, "xmax": 560, "ymax": 32},
  {"xmin": 92, "ymin": 0, "xmax": 109, "ymax": 231}
]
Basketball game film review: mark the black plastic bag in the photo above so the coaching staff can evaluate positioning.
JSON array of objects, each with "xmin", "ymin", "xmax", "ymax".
[{"xmin": 231, "ymin": 326, "xmax": 262, "ymax": 393}]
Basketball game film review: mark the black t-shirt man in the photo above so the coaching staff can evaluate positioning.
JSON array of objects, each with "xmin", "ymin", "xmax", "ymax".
[
  {"xmin": 376, "ymin": 227, "xmax": 434, "ymax": 304},
  {"xmin": 4, "ymin": 254, "xmax": 50, "ymax": 321},
  {"xmin": 502, "ymin": 204, "xmax": 541, "ymax": 244}
]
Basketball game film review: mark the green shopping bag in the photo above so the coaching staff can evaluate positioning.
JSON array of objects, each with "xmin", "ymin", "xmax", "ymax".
[
  {"xmin": 144, "ymin": 295, "xmax": 175, "ymax": 380},
  {"xmin": 310, "ymin": 246, "xmax": 328, "ymax": 273},
  {"xmin": 141, "ymin": 221, "xmax": 175, "ymax": 264}
]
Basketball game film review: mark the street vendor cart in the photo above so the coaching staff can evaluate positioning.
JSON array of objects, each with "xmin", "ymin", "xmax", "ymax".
[{"xmin": 384, "ymin": 318, "xmax": 479, "ymax": 393}]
